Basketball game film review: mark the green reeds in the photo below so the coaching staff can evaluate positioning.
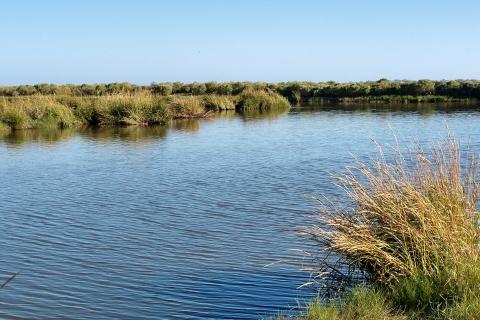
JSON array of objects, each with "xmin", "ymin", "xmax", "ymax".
[
  {"xmin": 1, "ymin": 96, "xmax": 77, "ymax": 129},
  {"xmin": 306, "ymin": 287, "xmax": 404, "ymax": 320},
  {"xmin": 0, "ymin": 93, "xmax": 214, "ymax": 129},
  {"xmin": 85, "ymin": 94, "xmax": 170, "ymax": 125},
  {"xmin": 166, "ymin": 95, "xmax": 207, "ymax": 118},
  {"xmin": 236, "ymin": 89, "xmax": 291, "ymax": 112},
  {"xmin": 203, "ymin": 94, "xmax": 236, "ymax": 111}
]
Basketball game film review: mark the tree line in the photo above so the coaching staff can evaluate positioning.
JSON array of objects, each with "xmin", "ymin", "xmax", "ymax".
[{"xmin": 1, "ymin": 79, "xmax": 479, "ymax": 102}]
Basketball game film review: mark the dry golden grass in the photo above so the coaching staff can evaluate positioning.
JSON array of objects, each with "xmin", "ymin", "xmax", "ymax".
[{"xmin": 305, "ymin": 135, "xmax": 480, "ymax": 286}]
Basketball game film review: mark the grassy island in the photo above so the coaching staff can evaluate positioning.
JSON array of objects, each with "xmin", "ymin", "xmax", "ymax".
[{"xmin": 0, "ymin": 89, "xmax": 290, "ymax": 131}]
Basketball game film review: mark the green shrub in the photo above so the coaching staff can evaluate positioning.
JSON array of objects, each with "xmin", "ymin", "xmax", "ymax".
[{"xmin": 151, "ymin": 83, "xmax": 173, "ymax": 96}]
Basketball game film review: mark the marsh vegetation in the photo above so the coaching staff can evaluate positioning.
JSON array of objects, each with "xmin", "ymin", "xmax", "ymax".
[
  {"xmin": 3, "ymin": 79, "xmax": 480, "ymax": 131},
  {"xmin": 1, "ymin": 79, "xmax": 479, "ymax": 102},
  {"xmin": 0, "ymin": 89, "xmax": 291, "ymax": 131},
  {"xmin": 283, "ymin": 136, "xmax": 480, "ymax": 320},
  {"xmin": 3, "ymin": 79, "xmax": 480, "ymax": 132}
]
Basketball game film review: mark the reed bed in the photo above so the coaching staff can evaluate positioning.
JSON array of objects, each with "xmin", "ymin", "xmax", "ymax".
[
  {"xmin": 1, "ymin": 96, "xmax": 78, "ymax": 129},
  {"xmin": 0, "ymin": 90, "xmax": 288, "ymax": 130},
  {"xmin": 292, "ymin": 135, "xmax": 480, "ymax": 319}
]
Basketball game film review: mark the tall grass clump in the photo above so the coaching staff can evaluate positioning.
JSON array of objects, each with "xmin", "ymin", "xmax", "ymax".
[
  {"xmin": 236, "ymin": 89, "xmax": 291, "ymax": 112},
  {"xmin": 57, "ymin": 94, "xmax": 170, "ymax": 126},
  {"xmin": 1, "ymin": 108, "xmax": 31, "ymax": 129},
  {"xmin": 0, "ymin": 96, "xmax": 77, "ymax": 129},
  {"xmin": 86, "ymin": 94, "xmax": 165, "ymax": 125},
  {"xmin": 300, "ymin": 135, "xmax": 480, "ymax": 319},
  {"xmin": 203, "ymin": 94, "xmax": 236, "ymax": 111},
  {"xmin": 166, "ymin": 95, "xmax": 207, "ymax": 118}
]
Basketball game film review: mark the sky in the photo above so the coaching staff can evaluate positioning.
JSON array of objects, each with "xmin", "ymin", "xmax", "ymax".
[{"xmin": 1, "ymin": 0, "xmax": 479, "ymax": 85}]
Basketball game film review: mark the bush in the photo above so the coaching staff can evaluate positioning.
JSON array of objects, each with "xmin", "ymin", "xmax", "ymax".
[{"xmin": 151, "ymin": 83, "xmax": 173, "ymax": 96}]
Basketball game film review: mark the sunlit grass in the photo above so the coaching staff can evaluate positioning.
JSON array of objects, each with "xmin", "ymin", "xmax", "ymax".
[
  {"xmin": 0, "ymin": 91, "xmax": 290, "ymax": 130},
  {"xmin": 236, "ymin": 89, "xmax": 291, "ymax": 112},
  {"xmin": 291, "ymin": 135, "xmax": 480, "ymax": 319}
]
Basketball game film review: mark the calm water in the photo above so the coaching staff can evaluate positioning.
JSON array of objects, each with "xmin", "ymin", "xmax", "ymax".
[{"xmin": 1, "ymin": 105, "xmax": 480, "ymax": 319}]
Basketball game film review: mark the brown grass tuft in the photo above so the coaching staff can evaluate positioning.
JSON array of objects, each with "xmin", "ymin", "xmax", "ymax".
[{"xmin": 306, "ymin": 135, "xmax": 480, "ymax": 287}]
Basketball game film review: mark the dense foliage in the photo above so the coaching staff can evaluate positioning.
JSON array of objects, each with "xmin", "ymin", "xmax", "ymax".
[{"xmin": 1, "ymin": 80, "xmax": 479, "ymax": 102}]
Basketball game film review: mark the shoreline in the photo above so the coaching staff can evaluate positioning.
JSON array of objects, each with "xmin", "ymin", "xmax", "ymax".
[
  {"xmin": 0, "ymin": 90, "xmax": 290, "ymax": 131},
  {"xmin": 2, "ymin": 80, "xmax": 479, "ymax": 133},
  {"xmin": 1, "ymin": 92, "xmax": 479, "ymax": 134}
]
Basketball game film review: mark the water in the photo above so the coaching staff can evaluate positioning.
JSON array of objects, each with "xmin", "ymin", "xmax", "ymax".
[{"xmin": 1, "ymin": 105, "xmax": 480, "ymax": 319}]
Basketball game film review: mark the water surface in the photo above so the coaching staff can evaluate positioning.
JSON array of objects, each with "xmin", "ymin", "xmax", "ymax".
[{"xmin": 1, "ymin": 105, "xmax": 480, "ymax": 319}]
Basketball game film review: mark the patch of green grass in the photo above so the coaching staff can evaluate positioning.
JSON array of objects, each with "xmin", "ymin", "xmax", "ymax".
[
  {"xmin": 29, "ymin": 102, "xmax": 78, "ymax": 129},
  {"xmin": 340, "ymin": 287, "xmax": 403, "ymax": 320},
  {"xmin": 277, "ymin": 287, "xmax": 404, "ymax": 320},
  {"xmin": 87, "ymin": 94, "xmax": 171, "ymax": 126},
  {"xmin": 443, "ymin": 293, "xmax": 480, "ymax": 320},
  {"xmin": 0, "ymin": 93, "xmax": 207, "ymax": 129},
  {"xmin": 0, "ymin": 96, "xmax": 78, "ymax": 129},
  {"xmin": 167, "ymin": 95, "xmax": 206, "ymax": 118},
  {"xmin": 387, "ymin": 261, "xmax": 480, "ymax": 319},
  {"xmin": 1, "ymin": 108, "xmax": 31, "ymax": 129},
  {"xmin": 236, "ymin": 89, "xmax": 291, "ymax": 112},
  {"xmin": 203, "ymin": 94, "xmax": 236, "ymax": 111},
  {"xmin": 303, "ymin": 300, "xmax": 339, "ymax": 320}
]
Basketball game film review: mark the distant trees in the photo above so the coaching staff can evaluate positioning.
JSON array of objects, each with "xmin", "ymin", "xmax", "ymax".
[
  {"xmin": 151, "ymin": 83, "xmax": 173, "ymax": 96},
  {"xmin": 1, "ymin": 80, "xmax": 479, "ymax": 101}
]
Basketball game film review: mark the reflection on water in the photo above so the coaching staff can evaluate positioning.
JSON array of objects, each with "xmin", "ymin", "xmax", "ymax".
[
  {"xmin": 0, "ymin": 108, "xmax": 290, "ymax": 146},
  {"xmin": 171, "ymin": 119, "xmax": 200, "ymax": 133},
  {"xmin": 1, "ymin": 104, "xmax": 480, "ymax": 320},
  {"xmin": 301, "ymin": 101, "xmax": 480, "ymax": 115},
  {"xmin": 0, "ymin": 127, "xmax": 77, "ymax": 145},
  {"xmin": 239, "ymin": 108, "xmax": 290, "ymax": 121},
  {"xmin": 213, "ymin": 110, "xmax": 237, "ymax": 120},
  {"xmin": 79, "ymin": 125, "xmax": 169, "ymax": 142}
]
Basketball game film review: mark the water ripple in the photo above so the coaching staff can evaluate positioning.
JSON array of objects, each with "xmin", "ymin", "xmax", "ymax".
[{"xmin": 1, "ymin": 108, "xmax": 480, "ymax": 319}]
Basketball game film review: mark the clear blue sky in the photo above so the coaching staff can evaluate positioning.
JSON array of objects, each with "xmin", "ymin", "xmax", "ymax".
[{"xmin": 1, "ymin": 0, "xmax": 479, "ymax": 85}]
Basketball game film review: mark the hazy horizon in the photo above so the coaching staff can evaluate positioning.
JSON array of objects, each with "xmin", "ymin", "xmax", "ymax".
[{"xmin": 2, "ymin": 0, "xmax": 479, "ymax": 85}]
